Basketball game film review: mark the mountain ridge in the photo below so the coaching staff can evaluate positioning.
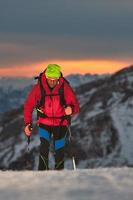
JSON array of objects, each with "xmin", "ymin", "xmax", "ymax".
[{"xmin": 0, "ymin": 65, "xmax": 133, "ymax": 169}]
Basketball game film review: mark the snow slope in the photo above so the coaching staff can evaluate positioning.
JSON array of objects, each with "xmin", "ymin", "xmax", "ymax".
[
  {"xmin": 0, "ymin": 168, "xmax": 133, "ymax": 200},
  {"xmin": 0, "ymin": 77, "xmax": 34, "ymax": 90}
]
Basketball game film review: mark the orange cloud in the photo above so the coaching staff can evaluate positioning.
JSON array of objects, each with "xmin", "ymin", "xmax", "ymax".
[{"xmin": 0, "ymin": 59, "xmax": 131, "ymax": 77}]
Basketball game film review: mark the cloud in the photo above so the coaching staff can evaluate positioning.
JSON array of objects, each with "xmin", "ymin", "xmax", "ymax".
[
  {"xmin": 1, "ymin": 0, "xmax": 133, "ymax": 35},
  {"xmin": 0, "ymin": 0, "xmax": 133, "ymax": 68},
  {"xmin": 0, "ymin": 33, "xmax": 133, "ymax": 68}
]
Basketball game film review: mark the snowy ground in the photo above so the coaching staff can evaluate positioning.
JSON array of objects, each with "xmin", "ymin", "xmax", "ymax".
[{"xmin": 0, "ymin": 168, "xmax": 133, "ymax": 200}]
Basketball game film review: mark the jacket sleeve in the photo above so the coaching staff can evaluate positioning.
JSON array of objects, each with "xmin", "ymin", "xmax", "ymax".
[
  {"xmin": 64, "ymin": 83, "xmax": 80, "ymax": 115},
  {"xmin": 23, "ymin": 84, "xmax": 41, "ymax": 125}
]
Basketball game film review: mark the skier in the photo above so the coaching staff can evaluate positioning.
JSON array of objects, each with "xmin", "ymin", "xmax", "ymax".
[{"xmin": 24, "ymin": 64, "xmax": 80, "ymax": 170}]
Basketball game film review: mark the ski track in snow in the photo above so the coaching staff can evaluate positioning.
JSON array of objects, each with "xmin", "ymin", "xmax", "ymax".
[{"xmin": 0, "ymin": 168, "xmax": 133, "ymax": 200}]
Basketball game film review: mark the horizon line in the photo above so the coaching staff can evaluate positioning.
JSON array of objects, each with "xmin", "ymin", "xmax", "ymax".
[{"xmin": 0, "ymin": 60, "xmax": 132, "ymax": 77}]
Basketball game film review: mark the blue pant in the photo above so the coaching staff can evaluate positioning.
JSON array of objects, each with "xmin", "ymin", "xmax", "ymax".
[{"xmin": 38, "ymin": 123, "xmax": 67, "ymax": 170}]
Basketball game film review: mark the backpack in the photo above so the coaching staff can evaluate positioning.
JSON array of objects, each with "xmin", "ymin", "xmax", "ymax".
[{"xmin": 34, "ymin": 72, "xmax": 71, "ymax": 124}]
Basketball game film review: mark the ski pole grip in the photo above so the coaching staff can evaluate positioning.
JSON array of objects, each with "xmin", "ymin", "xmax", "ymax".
[{"xmin": 29, "ymin": 124, "xmax": 33, "ymax": 131}]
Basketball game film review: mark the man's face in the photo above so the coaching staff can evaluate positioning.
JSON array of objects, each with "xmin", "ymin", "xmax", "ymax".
[{"xmin": 46, "ymin": 77, "xmax": 59, "ymax": 88}]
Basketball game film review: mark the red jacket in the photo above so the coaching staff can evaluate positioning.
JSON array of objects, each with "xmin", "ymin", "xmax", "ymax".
[{"xmin": 24, "ymin": 74, "xmax": 80, "ymax": 126}]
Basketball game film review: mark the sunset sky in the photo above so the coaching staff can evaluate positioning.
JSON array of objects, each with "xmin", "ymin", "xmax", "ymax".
[{"xmin": 0, "ymin": 0, "xmax": 133, "ymax": 77}]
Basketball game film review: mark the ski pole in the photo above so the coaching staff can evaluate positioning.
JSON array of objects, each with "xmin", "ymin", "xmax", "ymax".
[
  {"xmin": 67, "ymin": 125, "xmax": 76, "ymax": 170},
  {"xmin": 27, "ymin": 136, "xmax": 30, "ymax": 152},
  {"xmin": 72, "ymin": 157, "xmax": 76, "ymax": 171},
  {"xmin": 27, "ymin": 125, "xmax": 32, "ymax": 151}
]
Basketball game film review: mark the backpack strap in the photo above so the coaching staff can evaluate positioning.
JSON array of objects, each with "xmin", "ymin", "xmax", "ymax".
[
  {"xmin": 35, "ymin": 72, "xmax": 46, "ymax": 108},
  {"xmin": 59, "ymin": 78, "xmax": 71, "ymax": 124},
  {"xmin": 39, "ymin": 73, "xmax": 46, "ymax": 107},
  {"xmin": 58, "ymin": 83, "xmax": 66, "ymax": 107}
]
